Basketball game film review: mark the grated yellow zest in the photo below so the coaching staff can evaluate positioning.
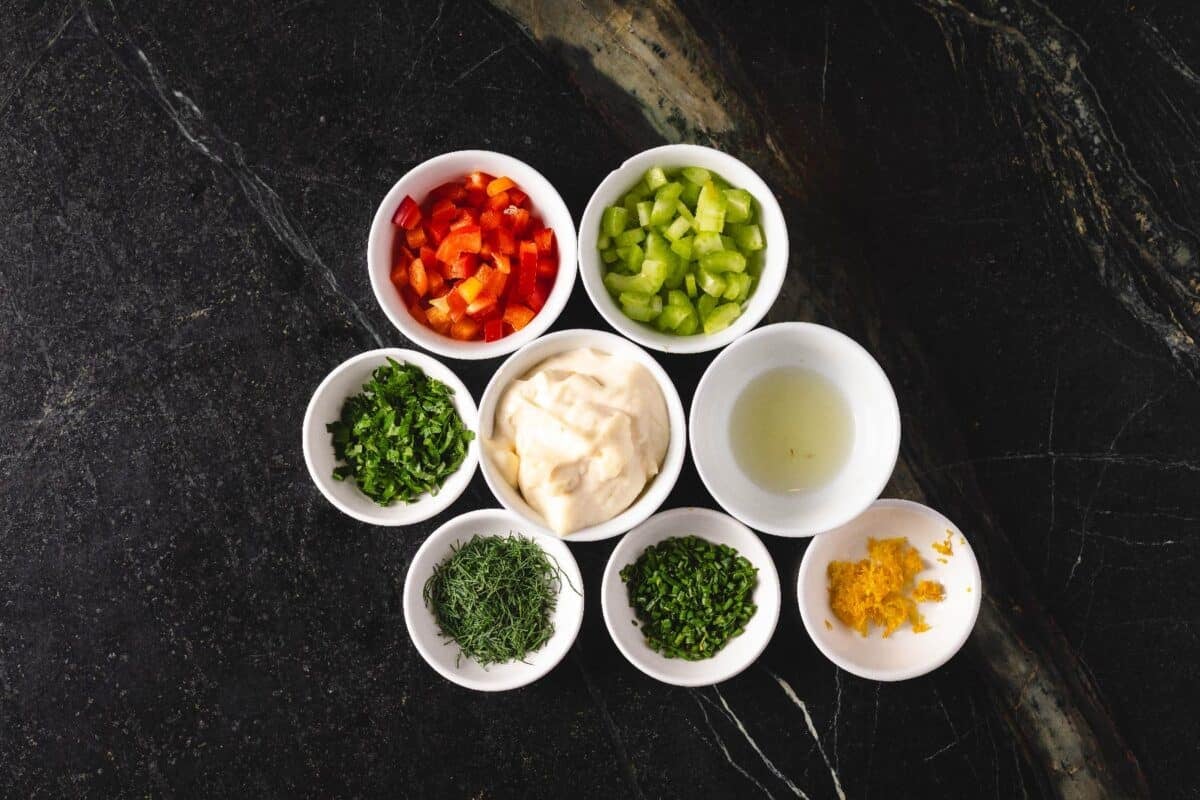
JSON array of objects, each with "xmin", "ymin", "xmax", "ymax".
[{"xmin": 827, "ymin": 537, "xmax": 945, "ymax": 638}]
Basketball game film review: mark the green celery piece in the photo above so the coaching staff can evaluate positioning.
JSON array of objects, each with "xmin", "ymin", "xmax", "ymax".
[
  {"xmin": 655, "ymin": 181, "xmax": 683, "ymax": 203},
  {"xmin": 636, "ymin": 201, "xmax": 653, "ymax": 228},
  {"xmin": 645, "ymin": 167, "xmax": 669, "ymax": 191},
  {"xmin": 734, "ymin": 273, "xmax": 754, "ymax": 302},
  {"xmin": 602, "ymin": 206, "xmax": 629, "ymax": 238},
  {"xmin": 681, "ymin": 166, "xmax": 712, "ymax": 186},
  {"xmin": 674, "ymin": 201, "xmax": 695, "ymax": 225},
  {"xmin": 666, "ymin": 289, "xmax": 691, "ymax": 308},
  {"xmin": 703, "ymin": 303, "xmax": 741, "ymax": 334},
  {"xmin": 645, "ymin": 231, "xmax": 674, "ymax": 262},
  {"xmin": 656, "ymin": 304, "xmax": 692, "ymax": 331},
  {"xmin": 722, "ymin": 273, "xmax": 745, "ymax": 300},
  {"xmin": 698, "ymin": 293, "xmax": 718, "ymax": 319},
  {"xmin": 685, "ymin": 273, "xmax": 698, "ymax": 298},
  {"xmin": 697, "ymin": 267, "xmax": 727, "ymax": 297},
  {"xmin": 624, "ymin": 178, "xmax": 651, "ymax": 202},
  {"xmin": 622, "ymin": 242, "xmax": 645, "ymax": 272},
  {"xmin": 729, "ymin": 223, "xmax": 764, "ymax": 251},
  {"xmin": 680, "ymin": 181, "xmax": 701, "ymax": 208},
  {"xmin": 710, "ymin": 174, "xmax": 732, "ymax": 190},
  {"xmin": 695, "ymin": 181, "xmax": 727, "ymax": 233},
  {"xmin": 598, "ymin": 233, "xmax": 611, "ymax": 249},
  {"xmin": 601, "ymin": 248, "xmax": 620, "ymax": 264},
  {"xmin": 616, "ymin": 227, "xmax": 646, "ymax": 247},
  {"xmin": 605, "ymin": 272, "xmax": 656, "ymax": 295},
  {"xmin": 664, "ymin": 215, "xmax": 692, "ymax": 242},
  {"xmin": 675, "ymin": 309, "xmax": 700, "ymax": 336},
  {"xmin": 700, "ymin": 250, "xmax": 747, "ymax": 273},
  {"xmin": 640, "ymin": 259, "xmax": 669, "ymax": 292},
  {"xmin": 720, "ymin": 234, "xmax": 737, "ymax": 250},
  {"xmin": 670, "ymin": 235, "xmax": 694, "ymax": 261},
  {"xmin": 663, "ymin": 258, "xmax": 686, "ymax": 290},
  {"xmin": 693, "ymin": 231, "xmax": 724, "ymax": 257},
  {"xmin": 723, "ymin": 188, "xmax": 753, "ymax": 223},
  {"xmin": 619, "ymin": 291, "xmax": 663, "ymax": 322}
]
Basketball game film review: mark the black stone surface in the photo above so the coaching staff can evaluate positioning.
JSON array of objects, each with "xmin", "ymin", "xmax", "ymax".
[{"xmin": 2, "ymin": 1, "xmax": 1197, "ymax": 797}]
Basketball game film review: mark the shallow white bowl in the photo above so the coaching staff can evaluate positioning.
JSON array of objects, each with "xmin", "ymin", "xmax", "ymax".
[
  {"xmin": 477, "ymin": 328, "xmax": 686, "ymax": 542},
  {"xmin": 367, "ymin": 150, "xmax": 578, "ymax": 360},
  {"xmin": 302, "ymin": 348, "xmax": 478, "ymax": 526},
  {"xmin": 601, "ymin": 507, "xmax": 781, "ymax": 686},
  {"xmin": 797, "ymin": 499, "xmax": 982, "ymax": 681},
  {"xmin": 403, "ymin": 508, "xmax": 584, "ymax": 691},
  {"xmin": 690, "ymin": 322, "xmax": 900, "ymax": 537},
  {"xmin": 578, "ymin": 144, "xmax": 788, "ymax": 354}
]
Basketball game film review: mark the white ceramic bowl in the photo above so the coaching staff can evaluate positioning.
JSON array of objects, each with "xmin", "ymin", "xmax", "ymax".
[
  {"xmin": 578, "ymin": 144, "xmax": 787, "ymax": 353},
  {"xmin": 403, "ymin": 508, "xmax": 585, "ymax": 691},
  {"xmin": 367, "ymin": 150, "xmax": 578, "ymax": 360},
  {"xmin": 601, "ymin": 507, "xmax": 781, "ymax": 686},
  {"xmin": 690, "ymin": 322, "xmax": 900, "ymax": 537},
  {"xmin": 477, "ymin": 329, "xmax": 687, "ymax": 542},
  {"xmin": 302, "ymin": 348, "xmax": 478, "ymax": 526},
  {"xmin": 797, "ymin": 499, "xmax": 982, "ymax": 681}
]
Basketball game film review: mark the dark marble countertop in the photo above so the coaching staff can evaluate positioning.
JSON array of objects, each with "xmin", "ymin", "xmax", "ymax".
[{"xmin": 3, "ymin": 1, "xmax": 1198, "ymax": 797}]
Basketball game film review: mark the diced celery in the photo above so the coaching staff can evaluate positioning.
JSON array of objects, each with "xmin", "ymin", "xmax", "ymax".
[
  {"xmin": 667, "ymin": 289, "xmax": 691, "ymax": 308},
  {"xmin": 693, "ymin": 231, "xmax": 724, "ymax": 257},
  {"xmin": 619, "ymin": 291, "xmax": 662, "ymax": 322},
  {"xmin": 674, "ymin": 201, "xmax": 695, "ymax": 225},
  {"xmin": 601, "ymin": 248, "xmax": 620, "ymax": 264},
  {"xmin": 621, "ymin": 242, "xmax": 644, "ymax": 271},
  {"xmin": 710, "ymin": 174, "xmax": 732, "ymax": 190},
  {"xmin": 616, "ymin": 227, "xmax": 646, "ymax": 247},
  {"xmin": 698, "ymin": 293, "xmax": 717, "ymax": 319},
  {"xmin": 700, "ymin": 250, "xmax": 747, "ymax": 273},
  {"xmin": 605, "ymin": 272, "xmax": 656, "ymax": 295},
  {"xmin": 663, "ymin": 258, "xmax": 686, "ymax": 290},
  {"xmin": 697, "ymin": 267, "xmax": 727, "ymax": 297},
  {"xmin": 722, "ymin": 273, "xmax": 746, "ymax": 300},
  {"xmin": 636, "ymin": 201, "xmax": 653, "ymax": 228},
  {"xmin": 624, "ymin": 178, "xmax": 651, "ymax": 201},
  {"xmin": 682, "ymin": 166, "xmax": 712, "ymax": 186},
  {"xmin": 685, "ymin": 273, "xmax": 698, "ymax": 298},
  {"xmin": 664, "ymin": 215, "xmax": 692, "ymax": 242},
  {"xmin": 649, "ymin": 197, "xmax": 675, "ymax": 228},
  {"xmin": 602, "ymin": 206, "xmax": 629, "ymax": 238},
  {"xmin": 729, "ymin": 223, "xmax": 764, "ymax": 251},
  {"xmin": 703, "ymin": 303, "xmax": 741, "ymax": 334},
  {"xmin": 598, "ymin": 234, "xmax": 611, "ymax": 249},
  {"xmin": 680, "ymin": 182, "xmax": 701, "ymax": 207},
  {"xmin": 645, "ymin": 167, "xmax": 669, "ymax": 191},
  {"xmin": 720, "ymin": 234, "xmax": 737, "ymax": 251},
  {"xmin": 624, "ymin": 192, "xmax": 641, "ymax": 218},
  {"xmin": 644, "ymin": 231, "xmax": 672, "ymax": 261},
  {"xmin": 733, "ymin": 273, "xmax": 754, "ymax": 302},
  {"xmin": 695, "ymin": 181, "xmax": 727, "ymax": 233},
  {"xmin": 675, "ymin": 310, "xmax": 699, "ymax": 336},
  {"xmin": 655, "ymin": 304, "xmax": 692, "ymax": 332},
  {"xmin": 724, "ymin": 188, "xmax": 753, "ymax": 223},
  {"xmin": 670, "ymin": 235, "xmax": 694, "ymax": 261},
  {"xmin": 640, "ymin": 258, "xmax": 669, "ymax": 292},
  {"xmin": 656, "ymin": 181, "xmax": 683, "ymax": 203}
]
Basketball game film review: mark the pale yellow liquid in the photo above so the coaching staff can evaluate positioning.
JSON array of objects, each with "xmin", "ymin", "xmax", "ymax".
[{"xmin": 730, "ymin": 367, "xmax": 854, "ymax": 493}]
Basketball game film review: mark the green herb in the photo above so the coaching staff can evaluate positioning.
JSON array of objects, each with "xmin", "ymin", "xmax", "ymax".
[
  {"xmin": 423, "ymin": 534, "xmax": 571, "ymax": 667},
  {"xmin": 620, "ymin": 535, "xmax": 758, "ymax": 660},
  {"xmin": 326, "ymin": 358, "xmax": 474, "ymax": 505}
]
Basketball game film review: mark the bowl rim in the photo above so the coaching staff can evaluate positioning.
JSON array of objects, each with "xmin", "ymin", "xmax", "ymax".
[
  {"xmin": 689, "ymin": 321, "xmax": 901, "ymax": 537},
  {"xmin": 301, "ymin": 347, "xmax": 479, "ymax": 526},
  {"xmin": 796, "ymin": 498, "xmax": 983, "ymax": 681},
  {"xmin": 578, "ymin": 143, "xmax": 788, "ymax": 354},
  {"xmin": 367, "ymin": 149, "xmax": 578, "ymax": 361},
  {"xmin": 476, "ymin": 328, "xmax": 687, "ymax": 542},
  {"xmin": 600, "ymin": 506, "xmax": 781, "ymax": 686},
  {"xmin": 402, "ymin": 508, "xmax": 585, "ymax": 691}
]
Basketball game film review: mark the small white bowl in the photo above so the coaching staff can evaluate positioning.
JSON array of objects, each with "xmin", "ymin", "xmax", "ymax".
[
  {"xmin": 601, "ymin": 507, "xmax": 781, "ymax": 686},
  {"xmin": 302, "ymin": 348, "xmax": 478, "ymax": 526},
  {"xmin": 403, "ymin": 508, "xmax": 584, "ymax": 691},
  {"xmin": 367, "ymin": 150, "xmax": 578, "ymax": 360},
  {"xmin": 578, "ymin": 144, "xmax": 788, "ymax": 354},
  {"xmin": 477, "ymin": 329, "xmax": 687, "ymax": 542},
  {"xmin": 797, "ymin": 499, "xmax": 982, "ymax": 681},
  {"xmin": 690, "ymin": 322, "xmax": 900, "ymax": 537}
]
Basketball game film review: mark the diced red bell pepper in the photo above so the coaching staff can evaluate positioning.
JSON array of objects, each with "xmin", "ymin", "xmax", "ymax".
[
  {"xmin": 486, "ymin": 176, "xmax": 516, "ymax": 197},
  {"xmin": 483, "ymin": 318, "xmax": 504, "ymax": 342},
  {"xmin": 405, "ymin": 227, "xmax": 427, "ymax": 249},
  {"xmin": 450, "ymin": 317, "xmax": 481, "ymax": 341},
  {"xmin": 493, "ymin": 228, "xmax": 517, "ymax": 256},
  {"xmin": 426, "ymin": 305, "xmax": 452, "ymax": 334},
  {"xmin": 503, "ymin": 303, "xmax": 536, "ymax": 332},
  {"xmin": 487, "ymin": 191, "xmax": 510, "ymax": 211},
  {"xmin": 505, "ymin": 206, "xmax": 531, "ymax": 235},
  {"xmin": 509, "ymin": 189, "xmax": 528, "ymax": 207},
  {"xmin": 435, "ymin": 225, "xmax": 482, "ymax": 264},
  {"xmin": 446, "ymin": 289, "xmax": 468, "ymax": 322},
  {"xmin": 449, "ymin": 208, "xmax": 478, "ymax": 231},
  {"xmin": 407, "ymin": 302, "xmax": 428, "ymax": 326},
  {"xmin": 518, "ymin": 241, "xmax": 539, "ymax": 297},
  {"xmin": 492, "ymin": 252, "xmax": 512, "ymax": 274},
  {"xmin": 526, "ymin": 285, "xmax": 547, "ymax": 312},
  {"xmin": 467, "ymin": 292, "xmax": 498, "ymax": 319},
  {"xmin": 447, "ymin": 252, "xmax": 476, "ymax": 280},
  {"xmin": 479, "ymin": 209, "xmax": 502, "ymax": 230},
  {"xmin": 457, "ymin": 275, "xmax": 485, "ymax": 303},
  {"xmin": 426, "ymin": 218, "xmax": 450, "ymax": 245},
  {"xmin": 392, "ymin": 195, "xmax": 421, "ymax": 229},
  {"xmin": 537, "ymin": 257, "xmax": 557, "ymax": 278},
  {"xmin": 427, "ymin": 270, "xmax": 446, "ymax": 297},
  {"xmin": 420, "ymin": 246, "xmax": 437, "ymax": 268},
  {"xmin": 465, "ymin": 171, "xmax": 493, "ymax": 192},
  {"xmin": 409, "ymin": 258, "xmax": 429, "ymax": 298},
  {"xmin": 431, "ymin": 198, "xmax": 458, "ymax": 223},
  {"xmin": 476, "ymin": 264, "xmax": 508, "ymax": 297},
  {"xmin": 389, "ymin": 262, "xmax": 408, "ymax": 288},
  {"xmin": 533, "ymin": 227, "xmax": 555, "ymax": 255},
  {"xmin": 431, "ymin": 181, "xmax": 466, "ymax": 202}
]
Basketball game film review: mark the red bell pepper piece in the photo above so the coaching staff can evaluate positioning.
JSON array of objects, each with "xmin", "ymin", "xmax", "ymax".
[
  {"xmin": 430, "ymin": 198, "xmax": 458, "ymax": 223},
  {"xmin": 505, "ymin": 206, "xmax": 531, "ymax": 235},
  {"xmin": 435, "ymin": 225, "xmax": 482, "ymax": 265},
  {"xmin": 486, "ymin": 176, "xmax": 516, "ymax": 197},
  {"xmin": 465, "ymin": 171, "xmax": 493, "ymax": 192},
  {"xmin": 466, "ymin": 292, "xmax": 498, "ymax": 319},
  {"xmin": 508, "ymin": 188, "xmax": 528, "ymax": 207},
  {"xmin": 449, "ymin": 208, "xmax": 478, "ymax": 231},
  {"xmin": 426, "ymin": 218, "xmax": 450, "ymax": 245},
  {"xmin": 503, "ymin": 303, "xmax": 536, "ymax": 331},
  {"xmin": 425, "ymin": 305, "xmax": 452, "ymax": 334},
  {"xmin": 392, "ymin": 195, "xmax": 421, "ymax": 229},
  {"xmin": 483, "ymin": 318, "xmax": 504, "ymax": 342},
  {"xmin": 427, "ymin": 270, "xmax": 446, "ymax": 297},
  {"xmin": 517, "ymin": 241, "xmax": 538, "ymax": 299},
  {"xmin": 533, "ymin": 227, "xmax": 555, "ymax": 256},
  {"xmin": 447, "ymin": 252, "xmax": 476, "ymax": 280},
  {"xmin": 446, "ymin": 289, "xmax": 469, "ymax": 322},
  {"xmin": 420, "ymin": 246, "xmax": 437, "ymax": 268},
  {"xmin": 487, "ymin": 191, "xmax": 510, "ymax": 211},
  {"xmin": 492, "ymin": 252, "xmax": 512, "ymax": 274},
  {"xmin": 479, "ymin": 209, "xmax": 502, "ymax": 230},
  {"xmin": 389, "ymin": 262, "xmax": 408, "ymax": 288},
  {"xmin": 409, "ymin": 258, "xmax": 429, "ymax": 298},
  {"xmin": 526, "ymin": 284, "xmax": 547, "ymax": 312},
  {"xmin": 493, "ymin": 228, "xmax": 517, "ymax": 256},
  {"xmin": 405, "ymin": 227, "xmax": 427, "ymax": 249},
  {"xmin": 431, "ymin": 181, "xmax": 466, "ymax": 202},
  {"xmin": 450, "ymin": 317, "xmax": 481, "ymax": 341}
]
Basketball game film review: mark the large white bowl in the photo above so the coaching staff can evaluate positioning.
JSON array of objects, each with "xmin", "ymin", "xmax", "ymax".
[
  {"xmin": 690, "ymin": 322, "xmax": 900, "ymax": 537},
  {"xmin": 403, "ymin": 508, "xmax": 585, "ymax": 691},
  {"xmin": 367, "ymin": 150, "xmax": 578, "ymax": 360},
  {"xmin": 578, "ymin": 144, "xmax": 788, "ymax": 353},
  {"xmin": 302, "ymin": 348, "xmax": 478, "ymax": 526},
  {"xmin": 477, "ymin": 329, "xmax": 687, "ymax": 542},
  {"xmin": 797, "ymin": 499, "xmax": 982, "ymax": 681},
  {"xmin": 601, "ymin": 507, "xmax": 781, "ymax": 686}
]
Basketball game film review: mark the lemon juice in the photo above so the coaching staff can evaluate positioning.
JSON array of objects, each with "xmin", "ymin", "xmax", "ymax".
[{"xmin": 730, "ymin": 367, "xmax": 854, "ymax": 493}]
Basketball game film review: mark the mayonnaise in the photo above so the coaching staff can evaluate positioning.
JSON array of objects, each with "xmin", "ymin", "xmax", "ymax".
[{"xmin": 488, "ymin": 348, "xmax": 669, "ymax": 535}]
